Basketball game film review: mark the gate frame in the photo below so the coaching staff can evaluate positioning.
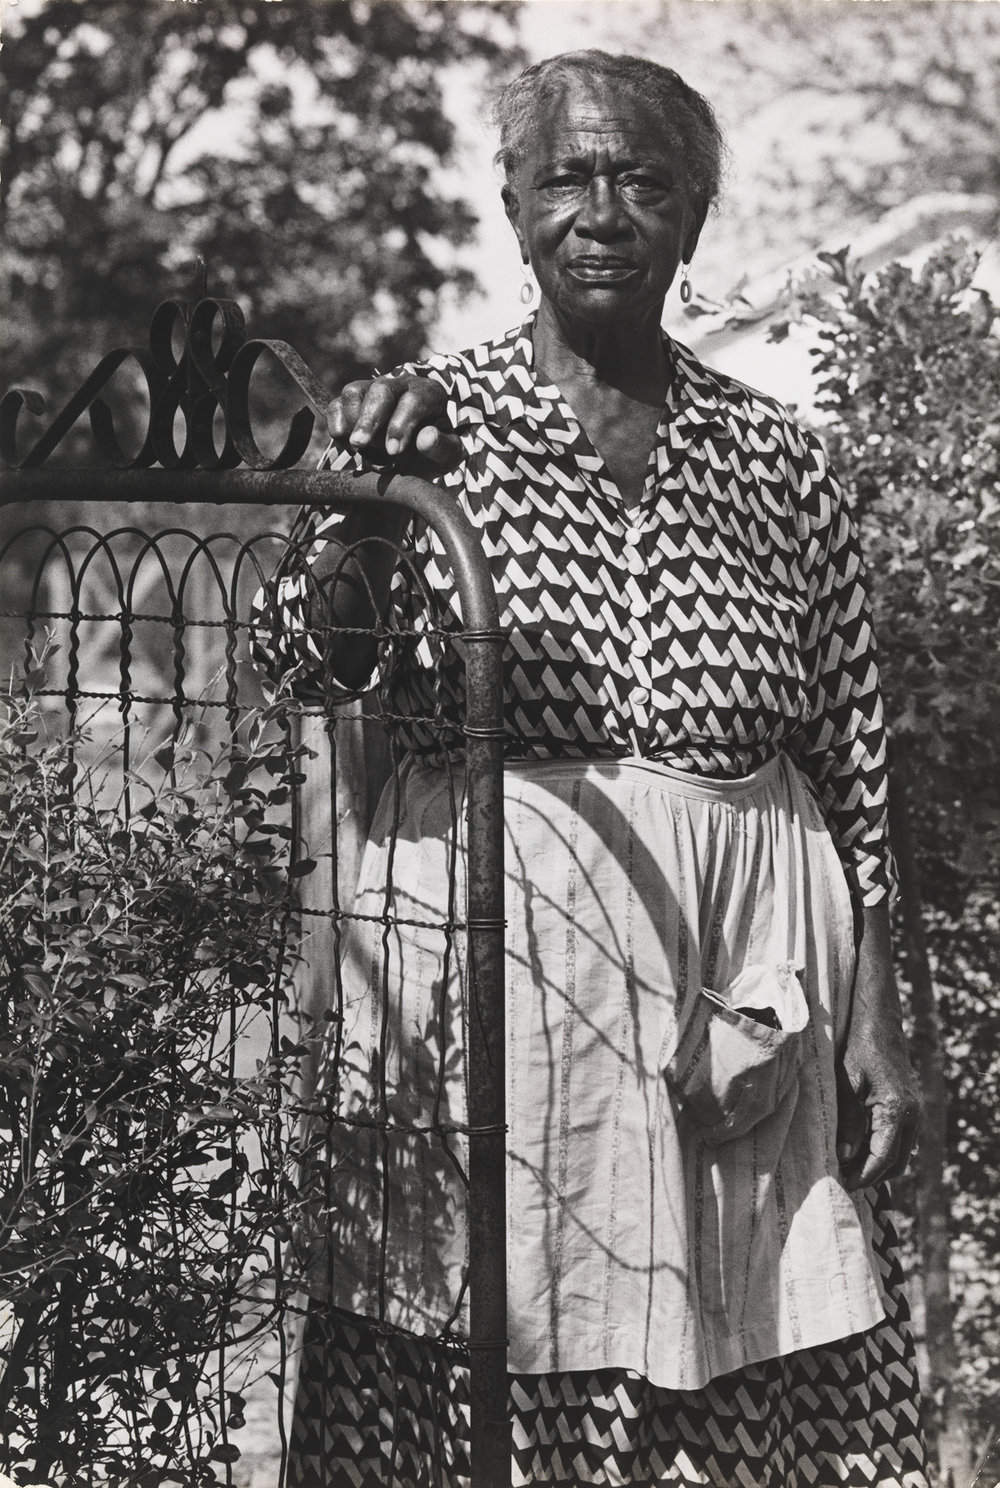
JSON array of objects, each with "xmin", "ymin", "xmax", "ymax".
[{"xmin": 0, "ymin": 302, "xmax": 510, "ymax": 1487}]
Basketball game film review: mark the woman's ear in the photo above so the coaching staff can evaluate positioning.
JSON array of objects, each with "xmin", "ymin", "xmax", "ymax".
[
  {"xmin": 683, "ymin": 201, "xmax": 708, "ymax": 266},
  {"xmin": 502, "ymin": 184, "xmax": 528, "ymax": 262}
]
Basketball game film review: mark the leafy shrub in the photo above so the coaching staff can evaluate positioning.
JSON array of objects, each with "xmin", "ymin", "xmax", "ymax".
[
  {"xmin": 783, "ymin": 240, "xmax": 1000, "ymax": 1465},
  {"xmin": 784, "ymin": 241, "xmax": 1000, "ymax": 887},
  {"xmin": 0, "ymin": 662, "xmax": 315, "ymax": 1484}
]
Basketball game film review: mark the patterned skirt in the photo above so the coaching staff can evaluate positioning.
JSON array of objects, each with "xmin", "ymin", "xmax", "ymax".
[
  {"xmin": 288, "ymin": 755, "xmax": 929, "ymax": 1485},
  {"xmin": 287, "ymin": 1191, "xmax": 928, "ymax": 1487}
]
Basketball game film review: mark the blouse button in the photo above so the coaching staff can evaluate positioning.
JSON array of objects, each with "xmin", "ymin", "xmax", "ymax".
[
  {"xmin": 625, "ymin": 550, "xmax": 645, "ymax": 576},
  {"xmin": 633, "ymin": 685, "xmax": 650, "ymax": 704},
  {"xmin": 631, "ymin": 635, "xmax": 651, "ymax": 659},
  {"xmin": 623, "ymin": 526, "xmax": 644, "ymax": 546},
  {"xmin": 631, "ymin": 596, "xmax": 649, "ymax": 619}
]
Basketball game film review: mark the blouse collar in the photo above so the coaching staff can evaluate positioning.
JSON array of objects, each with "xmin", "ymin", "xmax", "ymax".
[{"xmin": 479, "ymin": 313, "xmax": 734, "ymax": 447}]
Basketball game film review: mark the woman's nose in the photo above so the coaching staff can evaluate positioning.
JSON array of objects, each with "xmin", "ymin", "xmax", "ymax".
[{"xmin": 575, "ymin": 178, "xmax": 629, "ymax": 239}]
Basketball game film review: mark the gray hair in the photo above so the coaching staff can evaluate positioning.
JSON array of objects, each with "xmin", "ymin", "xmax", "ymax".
[{"xmin": 493, "ymin": 50, "xmax": 726, "ymax": 218}]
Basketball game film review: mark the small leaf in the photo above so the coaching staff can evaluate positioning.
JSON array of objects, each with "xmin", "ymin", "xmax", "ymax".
[
  {"xmin": 209, "ymin": 1442, "xmax": 241, "ymax": 1464},
  {"xmin": 151, "ymin": 1398, "xmax": 173, "ymax": 1430}
]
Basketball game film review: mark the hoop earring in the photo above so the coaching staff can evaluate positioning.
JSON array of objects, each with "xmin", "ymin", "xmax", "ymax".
[
  {"xmin": 679, "ymin": 265, "xmax": 692, "ymax": 304},
  {"xmin": 520, "ymin": 264, "xmax": 534, "ymax": 305}
]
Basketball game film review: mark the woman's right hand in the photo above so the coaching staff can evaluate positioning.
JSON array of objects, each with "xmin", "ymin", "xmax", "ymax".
[{"xmin": 327, "ymin": 375, "xmax": 462, "ymax": 472}]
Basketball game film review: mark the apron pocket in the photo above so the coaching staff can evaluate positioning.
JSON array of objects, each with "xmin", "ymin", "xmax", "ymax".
[{"xmin": 664, "ymin": 963, "xmax": 808, "ymax": 1145}]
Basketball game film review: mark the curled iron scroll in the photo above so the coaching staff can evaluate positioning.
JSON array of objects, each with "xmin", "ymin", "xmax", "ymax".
[
  {"xmin": 1, "ymin": 349, "xmax": 167, "ymax": 471},
  {"xmin": 0, "ymin": 295, "xmax": 334, "ymax": 473},
  {"xmin": 226, "ymin": 338, "xmax": 332, "ymax": 470}
]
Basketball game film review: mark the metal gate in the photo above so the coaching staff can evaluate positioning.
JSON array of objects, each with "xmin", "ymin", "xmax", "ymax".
[{"xmin": 0, "ymin": 293, "xmax": 508, "ymax": 1486}]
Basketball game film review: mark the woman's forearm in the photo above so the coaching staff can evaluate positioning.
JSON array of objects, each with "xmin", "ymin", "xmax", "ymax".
[{"xmin": 849, "ymin": 899, "xmax": 898, "ymax": 1024}]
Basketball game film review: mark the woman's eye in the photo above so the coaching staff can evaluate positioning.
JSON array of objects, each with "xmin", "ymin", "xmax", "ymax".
[
  {"xmin": 543, "ymin": 176, "xmax": 582, "ymax": 192},
  {"xmin": 619, "ymin": 175, "xmax": 668, "ymax": 199}
]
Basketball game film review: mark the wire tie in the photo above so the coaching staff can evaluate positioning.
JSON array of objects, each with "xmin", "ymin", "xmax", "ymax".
[
  {"xmin": 462, "ymin": 724, "xmax": 507, "ymax": 740},
  {"xmin": 463, "ymin": 1123, "xmax": 508, "ymax": 1137},
  {"xmin": 459, "ymin": 629, "xmax": 507, "ymax": 645}
]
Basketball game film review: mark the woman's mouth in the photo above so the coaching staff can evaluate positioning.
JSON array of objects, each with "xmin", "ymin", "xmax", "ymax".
[{"xmin": 566, "ymin": 258, "xmax": 639, "ymax": 284}]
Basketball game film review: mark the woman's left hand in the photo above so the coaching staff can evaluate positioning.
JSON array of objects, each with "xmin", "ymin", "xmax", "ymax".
[{"xmin": 836, "ymin": 900, "xmax": 922, "ymax": 1191}]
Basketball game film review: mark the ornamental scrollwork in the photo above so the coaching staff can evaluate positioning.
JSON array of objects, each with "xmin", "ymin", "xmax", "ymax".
[{"xmin": 0, "ymin": 294, "xmax": 333, "ymax": 473}]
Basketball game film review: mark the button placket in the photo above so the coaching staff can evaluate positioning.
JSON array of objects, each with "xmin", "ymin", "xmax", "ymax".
[
  {"xmin": 621, "ymin": 523, "xmax": 654, "ymax": 739},
  {"xmin": 622, "ymin": 519, "xmax": 646, "ymax": 577}
]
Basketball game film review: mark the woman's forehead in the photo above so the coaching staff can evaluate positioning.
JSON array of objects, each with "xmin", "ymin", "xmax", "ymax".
[{"xmin": 523, "ymin": 74, "xmax": 674, "ymax": 160}]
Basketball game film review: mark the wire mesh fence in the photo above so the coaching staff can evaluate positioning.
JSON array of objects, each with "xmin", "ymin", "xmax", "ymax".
[{"xmin": 0, "ymin": 296, "xmax": 507, "ymax": 1488}]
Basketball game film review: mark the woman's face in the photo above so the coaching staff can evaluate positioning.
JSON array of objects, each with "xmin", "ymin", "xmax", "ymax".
[{"xmin": 503, "ymin": 74, "xmax": 705, "ymax": 331}]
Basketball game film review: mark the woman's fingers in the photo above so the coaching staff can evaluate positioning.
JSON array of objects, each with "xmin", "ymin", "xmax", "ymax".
[
  {"xmin": 326, "ymin": 376, "xmax": 453, "ymax": 466},
  {"xmin": 850, "ymin": 1103, "xmax": 903, "ymax": 1191},
  {"xmin": 349, "ymin": 380, "xmax": 409, "ymax": 447},
  {"xmin": 835, "ymin": 1064, "xmax": 867, "ymax": 1172},
  {"xmin": 327, "ymin": 381, "xmax": 373, "ymax": 439},
  {"xmin": 384, "ymin": 386, "xmax": 448, "ymax": 455},
  {"xmin": 869, "ymin": 1093, "xmax": 922, "ymax": 1186},
  {"xmin": 837, "ymin": 1066, "xmax": 922, "ymax": 1192},
  {"xmin": 413, "ymin": 424, "xmax": 463, "ymax": 471}
]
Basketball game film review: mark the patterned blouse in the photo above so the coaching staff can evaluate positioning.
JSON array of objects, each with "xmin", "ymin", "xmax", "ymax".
[{"xmin": 268, "ymin": 315, "xmax": 893, "ymax": 907}]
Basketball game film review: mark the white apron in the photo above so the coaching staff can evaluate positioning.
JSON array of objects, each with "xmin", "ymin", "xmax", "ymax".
[{"xmin": 306, "ymin": 753, "xmax": 886, "ymax": 1391}]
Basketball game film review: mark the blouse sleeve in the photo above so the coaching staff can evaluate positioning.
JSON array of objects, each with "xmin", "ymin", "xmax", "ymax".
[
  {"xmin": 250, "ymin": 356, "xmax": 457, "ymax": 698},
  {"xmin": 788, "ymin": 429, "xmax": 896, "ymax": 907},
  {"xmin": 249, "ymin": 457, "xmax": 379, "ymax": 700}
]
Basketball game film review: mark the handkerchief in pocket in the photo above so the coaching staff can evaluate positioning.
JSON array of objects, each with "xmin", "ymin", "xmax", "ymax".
[{"xmin": 664, "ymin": 963, "xmax": 808, "ymax": 1145}]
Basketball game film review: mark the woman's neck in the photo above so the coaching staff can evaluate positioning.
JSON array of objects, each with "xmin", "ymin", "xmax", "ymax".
[
  {"xmin": 529, "ymin": 299, "xmax": 673, "ymax": 508},
  {"xmin": 531, "ymin": 299, "xmax": 671, "ymax": 408}
]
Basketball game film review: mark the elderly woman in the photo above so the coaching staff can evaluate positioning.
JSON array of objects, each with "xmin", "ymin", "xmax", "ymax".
[{"xmin": 274, "ymin": 50, "xmax": 928, "ymax": 1488}]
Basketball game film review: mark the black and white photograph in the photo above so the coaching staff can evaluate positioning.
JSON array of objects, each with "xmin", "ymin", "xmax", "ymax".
[{"xmin": 0, "ymin": 3, "xmax": 998, "ymax": 1486}]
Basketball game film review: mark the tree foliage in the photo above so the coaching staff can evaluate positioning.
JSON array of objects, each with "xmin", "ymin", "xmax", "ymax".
[
  {"xmin": 620, "ymin": 1, "xmax": 1000, "ymax": 295},
  {"xmin": 0, "ymin": 0, "xmax": 518, "ymax": 414},
  {"xmin": 795, "ymin": 243, "xmax": 1000, "ymax": 902},
  {"xmin": 721, "ymin": 0, "xmax": 1000, "ymax": 211},
  {"xmin": 788, "ymin": 242, "xmax": 1000, "ymax": 1471}
]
